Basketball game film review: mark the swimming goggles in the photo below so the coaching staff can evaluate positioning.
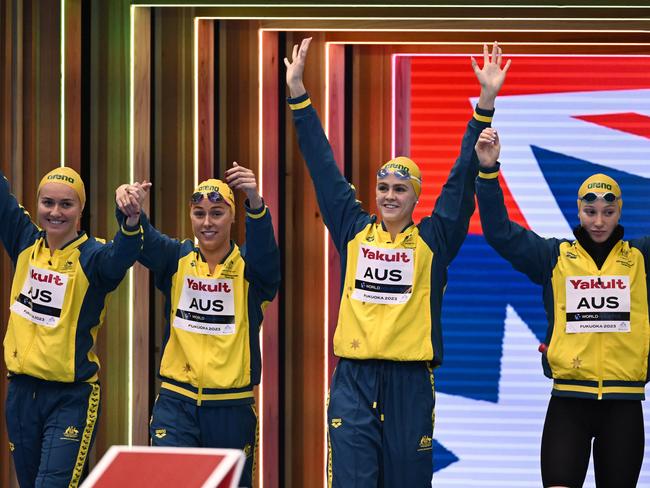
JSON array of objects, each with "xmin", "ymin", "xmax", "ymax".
[
  {"xmin": 190, "ymin": 191, "xmax": 224, "ymax": 204},
  {"xmin": 376, "ymin": 167, "xmax": 422, "ymax": 184},
  {"xmin": 580, "ymin": 192, "xmax": 618, "ymax": 203}
]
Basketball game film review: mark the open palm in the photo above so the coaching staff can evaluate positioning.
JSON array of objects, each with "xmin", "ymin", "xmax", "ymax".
[
  {"xmin": 284, "ymin": 37, "xmax": 311, "ymax": 97},
  {"xmin": 471, "ymin": 42, "xmax": 511, "ymax": 99}
]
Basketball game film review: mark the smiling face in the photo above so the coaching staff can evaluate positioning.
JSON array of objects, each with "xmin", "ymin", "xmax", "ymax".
[
  {"xmin": 376, "ymin": 174, "xmax": 418, "ymax": 230},
  {"xmin": 190, "ymin": 199, "xmax": 234, "ymax": 253},
  {"xmin": 578, "ymin": 199, "xmax": 621, "ymax": 243},
  {"xmin": 37, "ymin": 183, "xmax": 82, "ymax": 246}
]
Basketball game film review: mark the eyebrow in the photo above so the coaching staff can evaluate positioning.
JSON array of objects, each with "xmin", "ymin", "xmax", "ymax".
[
  {"xmin": 377, "ymin": 182, "xmax": 408, "ymax": 188},
  {"xmin": 41, "ymin": 197, "xmax": 75, "ymax": 202}
]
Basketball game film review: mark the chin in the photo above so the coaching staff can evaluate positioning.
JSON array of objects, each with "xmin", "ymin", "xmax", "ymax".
[
  {"xmin": 381, "ymin": 211, "xmax": 403, "ymax": 222},
  {"xmin": 45, "ymin": 226, "xmax": 73, "ymax": 237},
  {"xmin": 199, "ymin": 237, "xmax": 226, "ymax": 250},
  {"xmin": 590, "ymin": 233, "xmax": 610, "ymax": 243}
]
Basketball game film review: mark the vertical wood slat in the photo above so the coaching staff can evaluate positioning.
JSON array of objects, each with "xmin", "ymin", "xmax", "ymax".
[
  {"xmin": 197, "ymin": 19, "xmax": 214, "ymax": 180},
  {"xmin": 283, "ymin": 31, "xmax": 327, "ymax": 488},
  {"xmin": 63, "ymin": 0, "xmax": 81, "ymax": 170},
  {"xmin": 259, "ymin": 29, "xmax": 280, "ymax": 488},
  {"xmin": 393, "ymin": 55, "xmax": 410, "ymax": 158},
  {"xmin": 325, "ymin": 44, "xmax": 345, "ymax": 383},
  {"xmin": 88, "ymin": 0, "xmax": 110, "ymax": 458},
  {"xmin": 0, "ymin": 0, "xmax": 17, "ymax": 485},
  {"xmin": 38, "ymin": 1, "xmax": 62, "ymax": 176},
  {"xmin": 132, "ymin": 5, "xmax": 152, "ymax": 447},
  {"xmin": 21, "ymin": 0, "xmax": 37, "ymax": 202},
  {"xmin": 221, "ymin": 20, "xmax": 258, "ymax": 241},
  {"xmin": 351, "ymin": 45, "xmax": 393, "ymax": 214},
  {"xmin": 154, "ymin": 7, "xmax": 195, "ymax": 240},
  {"xmin": 89, "ymin": 0, "xmax": 132, "ymax": 458}
]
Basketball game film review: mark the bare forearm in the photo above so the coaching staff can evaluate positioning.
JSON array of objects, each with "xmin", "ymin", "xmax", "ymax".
[
  {"xmin": 247, "ymin": 193, "xmax": 263, "ymax": 210},
  {"xmin": 477, "ymin": 88, "xmax": 497, "ymax": 111},
  {"xmin": 288, "ymin": 81, "xmax": 306, "ymax": 98}
]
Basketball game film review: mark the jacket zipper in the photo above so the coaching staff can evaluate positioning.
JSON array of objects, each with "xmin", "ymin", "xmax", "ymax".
[{"xmin": 195, "ymin": 261, "xmax": 222, "ymax": 406}]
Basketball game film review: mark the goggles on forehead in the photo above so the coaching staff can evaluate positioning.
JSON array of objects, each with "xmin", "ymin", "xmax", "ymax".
[
  {"xmin": 190, "ymin": 190, "xmax": 224, "ymax": 204},
  {"xmin": 376, "ymin": 167, "xmax": 422, "ymax": 183},
  {"xmin": 580, "ymin": 192, "xmax": 618, "ymax": 203}
]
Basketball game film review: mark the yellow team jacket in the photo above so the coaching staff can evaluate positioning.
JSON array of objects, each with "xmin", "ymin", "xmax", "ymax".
[
  {"xmin": 290, "ymin": 91, "xmax": 494, "ymax": 364},
  {"xmin": 1, "ymin": 172, "xmax": 143, "ymax": 383},
  {"xmin": 126, "ymin": 205, "xmax": 280, "ymax": 405},
  {"xmin": 477, "ymin": 166, "xmax": 650, "ymax": 400}
]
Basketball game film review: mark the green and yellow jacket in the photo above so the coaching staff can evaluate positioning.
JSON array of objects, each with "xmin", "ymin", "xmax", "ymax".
[
  {"xmin": 289, "ymin": 92, "xmax": 493, "ymax": 364},
  {"xmin": 121, "ymin": 204, "xmax": 280, "ymax": 405},
  {"xmin": 477, "ymin": 165, "xmax": 650, "ymax": 400},
  {"xmin": 1, "ymin": 171, "xmax": 143, "ymax": 383}
]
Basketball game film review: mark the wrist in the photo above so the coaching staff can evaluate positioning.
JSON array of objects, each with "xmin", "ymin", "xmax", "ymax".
[
  {"xmin": 288, "ymin": 82, "xmax": 306, "ymax": 98},
  {"xmin": 478, "ymin": 162, "xmax": 500, "ymax": 173},
  {"xmin": 477, "ymin": 90, "xmax": 497, "ymax": 111},
  {"xmin": 247, "ymin": 194, "xmax": 263, "ymax": 209},
  {"xmin": 124, "ymin": 214, "xmax": 140, "ymax": 228}
]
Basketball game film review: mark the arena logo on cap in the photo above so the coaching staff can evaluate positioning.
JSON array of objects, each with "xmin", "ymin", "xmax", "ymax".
[
  {"xmin": 587, "ymin": 182, "xmax": 612, "ymax": 191},
  {"xmin": 47, "ymin": 174, "xmax": 76, "ymax": 184},
  {"xmin": 384, "ymin": 163, "xmax": 411, "ymax": 173}
]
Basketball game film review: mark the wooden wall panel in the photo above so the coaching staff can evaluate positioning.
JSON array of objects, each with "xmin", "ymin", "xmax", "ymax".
[
  {"xmin": 0, "ymin": 2, "xmax": 17, "ymax": 486},
  {"xmin": 197, "ymin": 19, "xmax": 215, "ymax": 180},
  {"xmin": 259, "ymin": 29, "xmax": 281, "ymax": 488},
  {"xmin": 220, "ymin": 19, "xmax": 260, "ymax": 242},
  {"xmin": 89, "ymin": 0, "xmax": 132, "ymax": 459},
  {"xmin": 0, "ymin": 1, "xmax": 62, "ymax": 485},
  {"xmin": 325, "ymin": 44, "xmax": 344, "ymax": 379},
  {"xmin": 153, "ymin": 7, "xmax": 195, "ymax": 238},
  {"xmin": 283, "ymin": 31, "xmax": 328, "ymax": 488},
  {"xmin": 351, "ymin": 45, "xmax": 394, "ymax": 217},
  {"xmin": 394, "ymin": 56, "xmax": 411, "ymax": 158},
  {"xmin": 64, "ymin": 0, "xmax": 82, "ymax": 171},
  {"xmin": 22, "ymin": 0, "xmax": 61, "ymax": 206},
  {"xmin": 132, "ymin": 6, "xmax": 152, "ymax": 447}
]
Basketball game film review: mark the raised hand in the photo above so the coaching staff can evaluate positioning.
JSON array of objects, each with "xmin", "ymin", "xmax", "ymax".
[
  {"xmin": 116, "ymin": 181, "xmax": 151, "ymax": 226},
  {"xmin": 224, "ymin": 162, "xmax": 263, "ymax": 210},
  {"xmin": 475, "ymin": 128, "xmax": 501, "ymax": 168},
  {"xmin": 283, "ymin": 37, "xmax": 312, "ymax": 98},
  {"xmin": 471, "ymin": 42, "xmax": 511, "ymax": 110}
]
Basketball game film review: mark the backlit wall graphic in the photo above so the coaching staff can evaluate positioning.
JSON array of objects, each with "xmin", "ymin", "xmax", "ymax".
[{"xmin": 396, "ymin": 54, "xmax": 650, "ymax": 486}]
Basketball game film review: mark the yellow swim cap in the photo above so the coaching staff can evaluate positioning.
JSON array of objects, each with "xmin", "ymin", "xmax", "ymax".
[
  {"xmin": 577, "ymin": 173, "xmax": 622, "ymax": 210},
  {"xmin": 192, "ymin": 179, "xmax": 235, "ymax": 215},
  {"xmin": 377, "ymin": 156, "xmax": 422, "ymax": 196},
  {"xmin": 38, "ymin": 167, "xmax": 86, "ymax": 209}
]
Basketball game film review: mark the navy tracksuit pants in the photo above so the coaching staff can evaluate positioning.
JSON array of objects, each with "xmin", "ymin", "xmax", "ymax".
[
  {"xmin": 327, "ymin": 358, "xmax": 436, "ymax": 488},
  {"xmin": 149, "ymin": 393, "xmax": 258, "ymax": 488},
  {"xmin": 5, "ymin": 375, "xmax": 101, "ymax": 488}
]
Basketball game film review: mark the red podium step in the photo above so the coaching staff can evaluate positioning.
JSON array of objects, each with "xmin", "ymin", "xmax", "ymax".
[{"xmin": 80, "ymin": 446, "xmax": 245, "ymax": 488}]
